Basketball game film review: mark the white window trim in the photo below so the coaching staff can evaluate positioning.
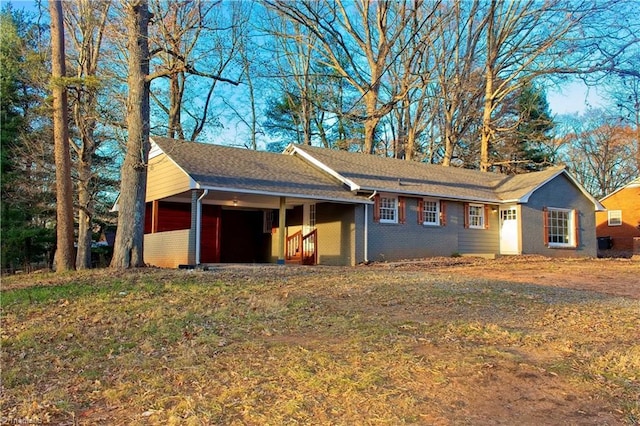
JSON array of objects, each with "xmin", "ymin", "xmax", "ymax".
[
  {"xmin": 379, "ymin": 195, "xmax": 398, "ymax": 224},
  {"xmin": 607, "ymin": 210, "xmax": 622, "ymax": 226},
  {"xmin": 422, "ymin": 198, "xmax": 440, "ymax": 226},
  {"xmin": 468, "ymin": 203, "xmax": 485, "ymax": 229},
  {"xmin": 547, "ymin": 207, "xmax": 575, "ymax": 248}
]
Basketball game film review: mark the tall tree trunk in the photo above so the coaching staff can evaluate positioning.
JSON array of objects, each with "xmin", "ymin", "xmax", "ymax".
[
  {"xmin": 76, "ymin": 158, "xmax": 93, "ymax": 269},
  {"xmin": 480, "ymin": 90, "xmax": 494, "ymax": 172},
  {"xmin": 480, "ymin": 0, "xmax": 497, "ymax": 172},
  {"xmin": 50, "ymin": 0, "xmax": 75, "ymax": 272},
  {"xmin": 363, "ymin": 120, "xmax": 377, "ymax": 154},
  {"xmin": 63, "ymin": 0, "xmax": 111, "ymax": 269},
  {"xmin": 301, "ymin": 89, "xmax": 312, "ymax": 146},
  {"xmin": 316, "ymin": 113, "xmax": 329, "ymax": 148},
  {"xmin": 245, "ymin": 60, "xmax": 258, "ymax": 150},
  {"xmin": 111, "ymin": 0, "xmax": 150, "ymax": 268},
  {"xmin": 404, "ymin": 100, "xmax": 416, "ymax": 161},
  {"xmin": 442, "ymin": 124, "xmax": 453, "ymax": 167},
  {"xmin": 168, "ymin": 71, "xmax": 184, "ymax": 140},
  {"xmin": 363, "ymin": 91, "xmax": 381, "ymax": 154}
]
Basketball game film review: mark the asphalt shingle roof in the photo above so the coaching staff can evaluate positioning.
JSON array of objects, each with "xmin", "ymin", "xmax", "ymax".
[
  {"xmin": 153, "ymin": 137, "xmax": 585, "ymax": 205},
  {"xmin": 151, "ymin": 137, "xmax": 367, "ymax": 203},
  {"xmin": 291, "ymin": 144, "xmax": 566, "ymax": 203},
  {"xmin": 493, "ymin": 166, "xmax": 567, "ymax": 201}
]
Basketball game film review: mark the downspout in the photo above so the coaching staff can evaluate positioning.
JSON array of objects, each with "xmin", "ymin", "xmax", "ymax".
[
  {"xmin": 364, "ymin": 204, "xmax": 368, "ymax": 264},
  {"xmin": 195, "ymin": 189, "xmax": 208, "ymax": 265},
  {"xmin": 364, "ymin": 191, "xmax": 377, "ymax": 264}
]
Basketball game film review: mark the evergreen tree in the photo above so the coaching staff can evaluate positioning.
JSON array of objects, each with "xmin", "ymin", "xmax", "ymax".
[
  {"xmin": 1, "ymin": 6, "xmax": 55, "ymax": 272},
  {"xmin": 492, "ymin": 81, "xmax": 555, "ymax": 174}
]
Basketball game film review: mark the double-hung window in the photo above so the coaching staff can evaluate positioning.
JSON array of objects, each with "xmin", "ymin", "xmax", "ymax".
[
  {"xmin": 422, "ymin": 199, "xmax": 440, "ymax": 226},
  {"xmin": 607, "ymin": 210, "xmax": 622, "ymax": 226},
  {"xmin": 468, "ymin": 203, "xmax": 485, "ymax": 229},
  {"xmin": 379, "ymin": 196, "xmax": 398, "ymax": 223},
  {"xmin": 545, "ymin": 207, "xmax": 576, "ymax": 248}
]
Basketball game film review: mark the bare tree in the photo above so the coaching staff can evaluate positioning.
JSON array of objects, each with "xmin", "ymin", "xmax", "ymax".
[
  {"xmin": 385, "ymin": 1, "xmax": 442, "ymax": 160},
  {"xmin": 49, "ymin": 0, "xmax": 75, "ymax": 272},
  {"xmin": 426, "ymin": 0, "xmax": 486, "ymax": 166},
  {"xmin": 226, "ymin": 1, "xmax": 263, "ymax": 150},
  {"xmin": 110, "ymin": 0, "xmax": 151, "ymax": 268},
  {"xmin": 263, "ymin": 14, "xmax": 318, "ymax": 146},
  {"xmin": 603, "ymin": 73, "xmax": 640, "ymax": 172},
  {"xmin": 579, "ymin": 0, "xmax": 640, "ymax": 80},
  {"xmin": 63, "ymin": 0, "xmax": 111, "ymax": 269},
  {"xmin": 478, "ymin": 0, "xmax": 594, "ymax": 171},
  {"xmin": 560, "ymin": 109, "xmax": 637, "ymax": 198},
  {"xmin": 148, "ymin": 0, "xmax": 243, "ymax": 142},
  {"xmin": 265, "ymin": 0, "xmax": 434, "ymax": 154}
]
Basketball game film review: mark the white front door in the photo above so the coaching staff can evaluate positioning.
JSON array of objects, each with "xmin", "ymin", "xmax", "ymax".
[{"xmin": 499, "ymin": 206, "xmax": 520, "ymax": 255}]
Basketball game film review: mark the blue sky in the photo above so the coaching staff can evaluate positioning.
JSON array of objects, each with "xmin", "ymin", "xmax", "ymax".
[
  {"xmin": 547, "ymin": 81, "xmax": 604, "ymax": 116},
  {"xmin": 7, "ymin": 0, "xmax": 602, "ymax": 127}
]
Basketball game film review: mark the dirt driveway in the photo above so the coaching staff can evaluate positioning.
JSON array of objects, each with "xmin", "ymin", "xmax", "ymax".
[{"xmin": 369, "ymin": 255, "xmax": 640, "ymax": 299}]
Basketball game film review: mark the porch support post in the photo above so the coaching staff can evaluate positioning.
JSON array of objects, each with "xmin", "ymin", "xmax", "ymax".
[
  {"xmin": 277, "ymin": 196, "xmax": 286, "ymax": 265},
  {"xmin": 151, "ymin": 200, "xmax": 159, "ymax": 233},
  {"xmin": 188, "ymin": 190, "xmax": 198, "ymax": 265}
]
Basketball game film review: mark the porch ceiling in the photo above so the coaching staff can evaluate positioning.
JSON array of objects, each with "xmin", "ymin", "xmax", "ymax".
[{"xmin": 161, "ymin": 190, "xmax": 327, "ymax": 209}]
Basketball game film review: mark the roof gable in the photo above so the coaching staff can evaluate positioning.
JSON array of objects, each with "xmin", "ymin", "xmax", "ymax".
[
  {"xmin": 495, "ymin": 166, "xmax": 566, "ymax": 202},
  {"xmin": 150, "ymin": 137, "xmax": 368, "ymax": 204},
  {"xmin": 600, "ymin": 177, "xmax": 640, "ymax": 203}
]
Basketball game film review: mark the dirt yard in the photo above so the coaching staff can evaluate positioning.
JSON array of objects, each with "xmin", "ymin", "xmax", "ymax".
[
  {"xmin": 2, "ymin": 257, "xmax": 639, "ymax": 425},
  {"xmin": 364, "ymin": 256, "xmax": 640, "ymax": 424},
  {"xmin": 370, "ymin": 255, "xmax": 640, "ymax": 299}
]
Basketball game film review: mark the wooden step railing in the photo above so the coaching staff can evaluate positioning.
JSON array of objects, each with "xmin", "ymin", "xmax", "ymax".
[{"xmin": 286, "ymin": 229, "xmax": 317, "ymax": 265}]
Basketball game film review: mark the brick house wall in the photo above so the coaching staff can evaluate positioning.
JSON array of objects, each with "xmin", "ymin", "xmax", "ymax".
[
  {"xmin": 144, "ymin": 229, "xmax": 193, "ymax": 268},
  {"xmin": 596, "ymin": 183, "xmax": 640, "ymax": 251},
  {"xmin": 367, "ymin": 197, "xmax": 459, "ymax": 262}
]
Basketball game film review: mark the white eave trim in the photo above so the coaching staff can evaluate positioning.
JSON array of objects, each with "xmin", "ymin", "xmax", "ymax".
[
  {"xmin": 286, "ymin": 144, "xmax": 361, "ymax": 192},
  {"xmin": 357, "ymin": 186, "xmax": 501, "ymax": 205},
  {"xmin": 149, "ymin": 137, "xmax": 197, "ymax": 189},
  {"xmin": 196, "ymin": 184, "xmax": 373, "ymax": 205}
]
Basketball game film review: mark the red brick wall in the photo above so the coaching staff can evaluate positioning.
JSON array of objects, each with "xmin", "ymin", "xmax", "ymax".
[{"xmin": 596, "ymin": 185, "xmax": 640, "ymax": 251}]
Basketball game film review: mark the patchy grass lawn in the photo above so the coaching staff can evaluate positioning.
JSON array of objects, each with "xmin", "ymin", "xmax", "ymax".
[{"xmin": 1, "ymin": 258, "xmax": 639, "ymax": 425}]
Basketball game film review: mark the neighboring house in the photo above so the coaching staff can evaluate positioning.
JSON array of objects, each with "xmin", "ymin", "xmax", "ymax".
[
  {"xmin": 144, "ymin": 137, "xmax": 604, "ymax": 268},
  {"xmin": 596, "ymin": 177, "xmax": 640, "ymax": 255}
]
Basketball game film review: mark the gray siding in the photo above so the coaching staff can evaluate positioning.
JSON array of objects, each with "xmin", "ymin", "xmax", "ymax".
[
  {"xmin": 521, "ymin": 174, "xmax": 597, "ymax": 257},
  {"xmin": 457, "ymin": 203, "xmax": 500, "ymax": 254}
]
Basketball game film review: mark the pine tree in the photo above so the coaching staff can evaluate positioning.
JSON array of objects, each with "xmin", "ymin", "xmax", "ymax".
[
  {"xmin": 493, "ymin": 81, "xmax": 555, "ymax": 174},
  {"xmin": 1, "ymin": 7, "xmax": 55, "ymax": 272}
]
